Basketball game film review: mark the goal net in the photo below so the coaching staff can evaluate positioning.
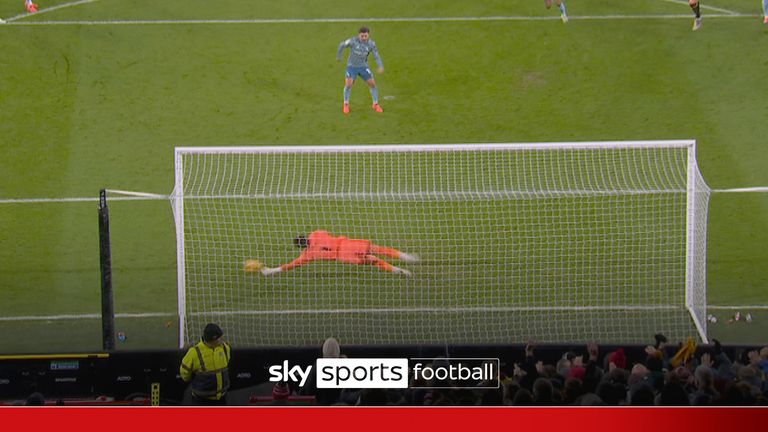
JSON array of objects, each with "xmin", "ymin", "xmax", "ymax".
[{"xmin": 171, "ymin": 141, "xmax": 710, "ymax": 347}]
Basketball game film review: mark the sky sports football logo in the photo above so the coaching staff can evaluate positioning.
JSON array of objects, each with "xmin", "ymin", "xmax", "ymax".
[{"xmin": 269, "ymin": 358, "xmax": 499, "ymax": 389}]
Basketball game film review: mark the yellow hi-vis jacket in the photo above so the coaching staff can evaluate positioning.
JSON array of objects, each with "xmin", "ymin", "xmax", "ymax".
[{"xmin": 180, "ymin": 340, "xmax": 231, "ymax": 400}]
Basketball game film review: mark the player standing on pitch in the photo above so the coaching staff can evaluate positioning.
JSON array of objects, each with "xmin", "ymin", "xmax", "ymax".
[
  {"xmin": 544, "ymin": 0, "xmax": 568, "ymax": 23},
  {"xmin": 247, "ymin": 230, "xmax": 418, "ymax": 276},
  {"xmin": 689, "ymin": 1, "xmax": 702, "ymax": 30},
  {"xmin": 337, "ymin": 26, "xmax": 385, "ymax": 115}
]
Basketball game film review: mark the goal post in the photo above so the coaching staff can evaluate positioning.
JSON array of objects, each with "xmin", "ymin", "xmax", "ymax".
[
  {"xmin": 685, "ymin": 143, "xmax": 710, "ymax": 344},
  {"xmin": 173, "ymin": 150, "xmax": 188, "ymax": 348},
  {"xmin": 171, "ymin": 141, "xmax": 710, "ymax": 348}
]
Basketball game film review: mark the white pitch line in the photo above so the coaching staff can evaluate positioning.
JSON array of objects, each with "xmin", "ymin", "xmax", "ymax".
[
  {"xmin": 4, "ymin": 0, "xmax": 101, "ymax": 23},
  {"xmin": 1, "ymin": 13, "xmax": 759, "ymax": 26},
  {"xmin": 0, "ymin": 312, "xmax": 172, "ymax": 321},
  {"xmin": 106, "ymin": 189, "xmax": 168, "ymax": 199},
  {"xmin": 2, "ymin": 185, "xmax": 766, "ymax": 205},
  {"xmin": 0, "ymin": 196, "xmax": 168, "ymax": 204},
  {"xmin": 712, "ymin": 187, "xmax": 768, "ymax": 194},
  {"xmin": 3, "ymin": 304, "xmax": 767, "ymax": 322},
  {"xmin": 657, "ymin": 0, "xmax": 741, "ymax": 16}
]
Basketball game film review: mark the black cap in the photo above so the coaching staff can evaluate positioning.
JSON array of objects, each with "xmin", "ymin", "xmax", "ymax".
[{"xmin": 203, "ymin": 323, "xmax": 223, "ymax": 342}]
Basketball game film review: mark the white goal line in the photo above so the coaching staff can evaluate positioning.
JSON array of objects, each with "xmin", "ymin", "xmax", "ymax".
[
  {"xmin": 169, "ymin": 190, "xmax": 692, "ymax": 201},
  {"xmin": 195, "ymin": 305, "xmax": 684, "ymax": 316},
  {"xmin": 4, "ymin": 305, "xmax": 768, "ymax": 322},
  {"xmin": 2, "ymin": 186, "xmax": 767, "ymax": 205}
]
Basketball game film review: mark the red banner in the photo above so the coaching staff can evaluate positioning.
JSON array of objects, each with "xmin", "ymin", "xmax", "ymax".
[{"xmin": 1, "ymin": 407, "xmax": 767, "ymax": 431}]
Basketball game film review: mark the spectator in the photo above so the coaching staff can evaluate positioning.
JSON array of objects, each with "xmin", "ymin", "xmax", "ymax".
[
  {"xmin": 670, "ymin": 366, "xmax": 694, "ymax": 391},
  {"xmin": 562, "ymin": 377, "xmax": 584, "ymax": 404},
  {"xmin": 748, "ymin": 347, "xmax": 768, "ymax": 377},
  {"xmin": 582, "ymin": 342, "xmax": 604, "ymax": 393},
  {"xmin": 502, "ymin": 379, "xmax": 522, "ymax": 405},
  {"xmin": 179, "ymin": 323, "xmax": 231, "ymax": 405},
  {"xmin": 286, "ymin": 337, "xmax": 768, "ymax": 406},
  {"xmin": 710, "ymin": 339, "xmax": 736, "ymax": 382},
  {"xmin": 600, "ymin": 365, "xmax": 630, "ymax": 406},
  {"xmin": 606, "ymin": 348, "xmax": 627, "ymax": 370},
  {"xmin": 511, "ymin": 388, "xmax": 534, "ymax": 405},
  {"xmin": 690, "ymin": 361, "xmax": 719, "ymax": 405},
  {"xmin": 556, "ymin": 357, "xmax": 572, "ymax": 378},
  {"xmin": 301, "ymin": 337, "xmax": 344, "ymax": 405},
  {"xmin": 647, "ymin": 333, "xmax": 670, "ymax": 370},
  {"xmin": 736, "ymin": 365, "xmax": 763, "ymax": 398},
  {"xmin": 658, "ymin": 382, "xmax": 690, "ymax": 406},
  {"xmin": 722, "ymin": 381, "xmax": 757, "ymax": 405},
  {"xmin": 539, "ymin": 363, "xmax": 559, "ymax": 381},
  {"xmin": 628, "ymin": 381, "xmax": 655, "ymax": 406},
  {"xmin": 644, "ymin": 350, "xmax": 665, "ymax": 392},
  {"xmin": 568, "ymin": 355, "xmax": 586, "ymax": 382},
  {"xmin": 518, "ymin": 341, "xmax": 541, "ymax": 390},
  {"xmin": 322, "ymin": 337, "xmax": 341, "ymax": 359},
  {"xmin": 759, "ymin": 346, "xmax": 768, "ymax": 372},
  {"xmin": 628, "ymin": 363, "xmax": 651, "ymax": 387},
  {"xmin": 575, "ymin": 392, "xmax": 604, "ymax": 406},
  {"xmin": 595, "ymin": 381, "xmax": 624, "ymax": 406},
  {"xmin": 532, "ymin": 378, "xmax": 555, "ymax": 405}
]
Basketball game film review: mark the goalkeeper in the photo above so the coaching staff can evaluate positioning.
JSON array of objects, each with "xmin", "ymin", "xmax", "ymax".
[{"xmin": 252, "ymin": 230, "xmax": 418, "ymax": 276}]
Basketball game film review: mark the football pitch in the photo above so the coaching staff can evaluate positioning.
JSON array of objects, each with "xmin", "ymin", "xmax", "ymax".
[{"xmin": 1, "ymin": 0, "xmax": 767, "ymax": 353}]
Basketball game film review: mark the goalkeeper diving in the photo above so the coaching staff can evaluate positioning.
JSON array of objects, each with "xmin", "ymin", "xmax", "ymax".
[{"xmin": 245, "ymin": 230, "xmax": 419, "ymax": 277}]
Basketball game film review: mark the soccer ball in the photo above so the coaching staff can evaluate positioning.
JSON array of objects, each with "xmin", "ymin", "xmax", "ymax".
[{"xmin": 244, "ymin": 259, "xmax": 264, "ymax": 272}]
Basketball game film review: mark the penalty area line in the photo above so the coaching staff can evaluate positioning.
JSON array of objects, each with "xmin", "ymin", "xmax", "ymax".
[{"xmin": 657, "ymin": 0, "xmax": 741, "ymax": 16}]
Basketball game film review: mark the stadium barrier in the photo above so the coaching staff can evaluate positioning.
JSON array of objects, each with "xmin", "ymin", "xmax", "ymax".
[{"xmin": 0, "ymin": 343, "xmax": 755, "ymax": 405}]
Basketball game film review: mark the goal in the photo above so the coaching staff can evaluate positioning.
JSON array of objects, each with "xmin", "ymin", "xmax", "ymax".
[{"xmin": 171, "ymin": 141, "xmax": 710, "ymax": 347}]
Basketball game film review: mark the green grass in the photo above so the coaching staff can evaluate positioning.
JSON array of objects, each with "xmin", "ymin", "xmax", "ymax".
[{"xmin": 1, "ymin": 0, "xmax": 767, "ymax": 352}]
